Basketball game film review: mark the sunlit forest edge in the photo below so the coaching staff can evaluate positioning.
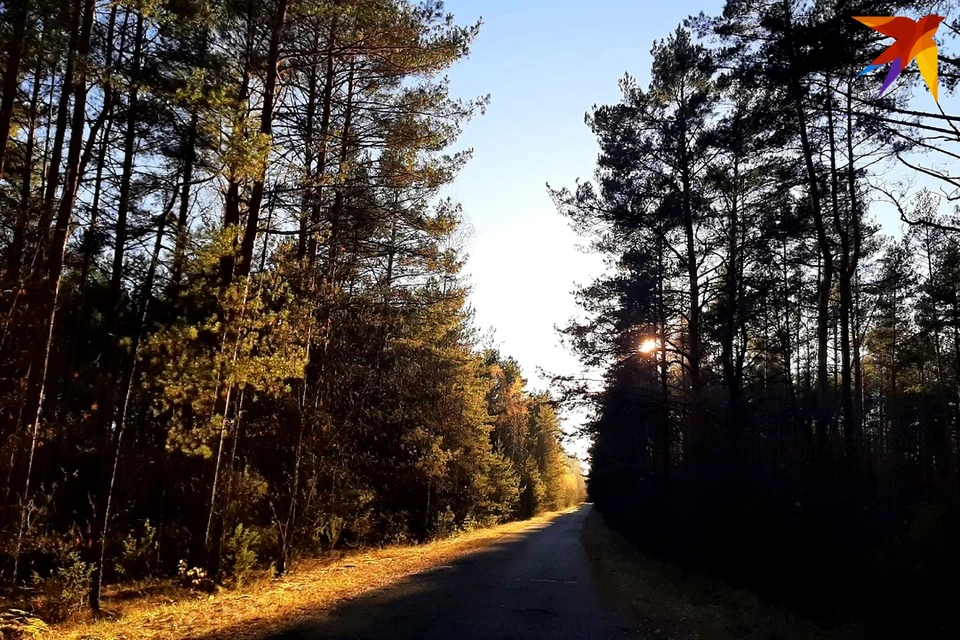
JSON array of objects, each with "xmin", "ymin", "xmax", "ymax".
[{"xmin": 0, "ymin": 0, "xmax": 585, "ymax": 626}]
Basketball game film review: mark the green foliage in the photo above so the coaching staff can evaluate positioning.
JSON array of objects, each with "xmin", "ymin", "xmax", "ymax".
[
  {"xmin": 143, "ymin": 232, "xmax": 309, "ymax": 458},
  {"xmin": 481, "ymin": 353, "xmax": 581, "ymax": 519},
  {"xmin": 315, "ymin": 515, "xmax": 346, "ymax": 551},
  {"xmin": 115, "ymin": 520, "xmax": 158, "ymax": 580},
  {"xmin": 222, "ymin": 524, "xmax": 259, "ymax": 585},
  {"xmin": 0, "ymin": 0, "xmax": 579, "ymax": 617},
  {"xmin": 431, "ymin": 507, "xmax": 459, "ymax": 539},
  {"xmin": 31, "ymin": 551, "xmax": 92, "ymax": 622},
  {"xmin": 520, "ymin": 458, "xmax": 547, "ymax": 517},
  {"xmin": 469, "ymin": 451, "xmax": 521, "ymax": 526}
]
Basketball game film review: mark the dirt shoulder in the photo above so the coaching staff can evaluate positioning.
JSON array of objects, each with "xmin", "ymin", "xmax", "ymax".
[
  {"xmin": 41, "ymin": 510, "xmax": 573, "ymax": 640},
  {"xmin": 580, "ymin": 506, "xmax": 857, "ymax": 640}
]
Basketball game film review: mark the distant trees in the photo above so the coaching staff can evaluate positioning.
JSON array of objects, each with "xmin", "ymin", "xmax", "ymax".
[
  {"xmin": 484, "ymin": 353, "xmax": 586, "ymax": 516},
  {"xmin": 0, "ymin": 0, "xmax": 582, "ymax": 619},
  {"xmin": 557, "ymin": 0, "xmax": 960, "ymax": 633}
]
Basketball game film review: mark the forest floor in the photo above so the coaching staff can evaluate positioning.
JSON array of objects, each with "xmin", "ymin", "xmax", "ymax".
[
  {"xmin": 39, "ymin": 509, "xmax": 577, "ymax": 640},
  {"xmin": 581, "ymin": 508, "xmax": 859, "ymax": 640}
]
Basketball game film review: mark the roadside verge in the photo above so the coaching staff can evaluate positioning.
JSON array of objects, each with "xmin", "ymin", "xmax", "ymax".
[
  {"xmin": 581, "ymin": 506, "xmax": 854, "ymax": 640},
  {"xmin": 45, "ymin": 510, "xmax": 573, "ymax": 640}
]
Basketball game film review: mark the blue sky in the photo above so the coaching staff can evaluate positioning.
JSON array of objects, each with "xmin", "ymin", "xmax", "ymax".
[{"xmin": 442, "ymin": 0, "xmax": 726, "ymax": 395}]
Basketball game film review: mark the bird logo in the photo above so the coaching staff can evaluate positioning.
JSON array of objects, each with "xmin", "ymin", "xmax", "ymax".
[{"xmin": 853, "ymin": 14, "xmax": 945, "ymax": 103}]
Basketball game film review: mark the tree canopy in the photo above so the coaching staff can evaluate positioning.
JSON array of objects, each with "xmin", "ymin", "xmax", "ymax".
[
  {"xmin": 0, "ymin": 0, "xmax": 583, "ymax": 618},
  {"xmin": 555, "ymin": 0, "xmax": 960, "ymax": 633}
]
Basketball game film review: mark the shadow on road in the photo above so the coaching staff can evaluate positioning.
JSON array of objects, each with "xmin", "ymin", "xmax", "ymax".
[{"xmin": 191, "ymin": 516, "xmax": 580, "ymax": 640}]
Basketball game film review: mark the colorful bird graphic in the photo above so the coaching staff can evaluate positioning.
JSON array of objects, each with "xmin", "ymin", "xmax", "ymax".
[{"xmin": 853, "ymin": 14, "xmax": 945, "ymax": 102}]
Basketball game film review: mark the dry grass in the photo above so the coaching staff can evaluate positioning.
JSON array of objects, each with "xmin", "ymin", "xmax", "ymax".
[
  {"xmin": 581, "ymin": 508, "xmax": 859, "ymax": 640},
  {"xmin": 42, "ymin": 511, "xmax": 570, "ymax": 640}
]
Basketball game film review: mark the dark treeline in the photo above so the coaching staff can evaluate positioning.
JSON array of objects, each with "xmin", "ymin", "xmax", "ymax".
[
  {"xmin": 556, "ymin": 0, "xmax": 960, "ymax": 634},
  {"xmin": 0, "ymin": 0, "xmax": 584, "ymax": 619}
]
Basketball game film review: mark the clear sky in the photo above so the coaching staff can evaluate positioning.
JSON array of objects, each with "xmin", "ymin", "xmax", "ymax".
[{"xmin": 439, "ymin": 1, "xmax": 726, "ymax": 448}]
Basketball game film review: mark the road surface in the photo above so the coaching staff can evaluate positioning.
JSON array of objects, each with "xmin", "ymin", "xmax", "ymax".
[{"xmin": 271, "ymin": 505, "xmax": 642, "ymax": 639}]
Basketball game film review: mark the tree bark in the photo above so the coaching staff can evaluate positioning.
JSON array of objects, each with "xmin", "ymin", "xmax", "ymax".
[
  {"xmin": 172, "ymin": 111, "xmax": 199, "ymax": 285},
  {"xmin": 42, "ymin": 0, "xmax": 81, "ymax": 210},
  {"xmin": 13, "ymin": 0, "xmax": 96, "ymax": 583},
  {"xmin": 0, "ymin": 0, "xmax": 31, "ymax": 177},
  {"xmin": 784, "ymin": 8, "xmax": 833, "ymax": 463},
  {"xmin": 236, "ymin": 0, "xmax": 289, "ymax": 279},
  {"xmin": 307, "ymin": 17, "xmax": 339, "ymax": 269},
  {"xmin": 219, "ymin": 0, "xmax": 256, "ymax": 286},
  {"xmin": 8, "ymin": 57, "xmax": 45, "ymax": 281},
  {"xmin": 679, "ymin": 103, "xmax": 704, "ymax": 460},
  {"xmin": 89, "ymin": 173, "xmax": 178, "ymax": 610}
]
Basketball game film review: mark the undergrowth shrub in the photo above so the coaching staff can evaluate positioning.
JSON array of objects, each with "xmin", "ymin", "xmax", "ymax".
[
  {"xmin": 115, "ymin": 519, "xmax": 157, "ymax": 580},
  {"xmin": 378, "ymin": 511, "xmax": 413, "ymax": 545},
  {"xmin": 31, "ymin": 550, "xmax": 91, "ymax": 622},
  {"xmin": 431, "ymin": 506, "xmax": 458, "ymax": 539},
  {"xmin": 222, "ymin": 524, "xmax": 259, "ymax": 585}
]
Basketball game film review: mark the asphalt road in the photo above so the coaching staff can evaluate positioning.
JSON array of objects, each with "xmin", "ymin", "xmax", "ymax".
[{"xmin": 272, "ymin": 505, "xmax": 642, "ymax": 639}]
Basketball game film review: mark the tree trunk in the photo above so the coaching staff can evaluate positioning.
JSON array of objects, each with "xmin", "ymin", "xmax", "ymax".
[
  {"xmin": 13, "ymin": 0, "xmax": 96, "ymax": 583},
  {"xmin": 95, "ymin": 8, "xmax": 143, "ymax": 443},
  {"xmin": 219, "ymin": 0, "xmax": 256, "ymax": 286},
  {"xmin": 172, "ymin": 110, "xmax": 199, "ymax": 285},
  {"xmin": 307, "ymin": 17, "xmax": 339, "ymax": 269},
  {"xmin": 89, "ymin": 174, "xmax": 177, "ymax": 610},
  {"xmin": 655, "ymin": 229, "xmax": 671, "ymax": 484},
  {"xmin": 8, "ymin": 58, "xmax": 44, "ymax": 281},
  {"xmin": 236, "ymin": 0, "xmax": 289, "ymax": 279},
  {"xmin": 721, "ymin": 158, "xmax": 742, "ymax": 447},
  {"xmin": 297, "ymin": 28, "xmax": 319, "ymax": 262},
  {"xmin": 76, "ymin": 3, "xmax": 120, "ymax": 304},
  {"xmin": 679, "ymin": 116, "xmax": 703, "ymax": 461},
  {"xmin": 0, "ymin": 0, "xmax": 31, "ymax": 177},
  {"xmin": 204, "ymin": 274, "xmax": 253, "ymax": 574},
  {"xmin": 41, "ymin": 0, "xmax": 81, "ymax": 209},
  {"xmin": 785, "ymin": 28, "xmax": 833, "ymax": 463}
]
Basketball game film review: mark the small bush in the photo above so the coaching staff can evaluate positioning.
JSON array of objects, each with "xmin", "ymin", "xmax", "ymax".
[
  {"xmin": 431, "ymin": 506, "xmax": 458, "ymax": 539},
  {"xmin": 115, "ymin": 519, "xmax": 158, "ymax": 580},
  {"xmin": 460, "ymin": 514, "xmax": 482, "ymax": 533},
  {"xmin": 222, "ymin": 524, "xmax": 259, "ymax": 585},
  {"xmin": 31, "ymin": 550, "xmax": 92, "ymax": 622},
  {"xmin": 322, "ymin": 515, "xmax": 345, "ymax": 549},
  {"xmin": 377, "ymin": 511, "xmax": 413, "ymax": 545}
]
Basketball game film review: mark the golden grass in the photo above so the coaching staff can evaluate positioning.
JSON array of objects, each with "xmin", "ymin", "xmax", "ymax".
[
  {"xmin": 46, "ymin": 510, "xmax": 572, "ymax": 640},
  {"xmin": 581, "ymin": 508, "xmax": 857, "ymax": 640}
]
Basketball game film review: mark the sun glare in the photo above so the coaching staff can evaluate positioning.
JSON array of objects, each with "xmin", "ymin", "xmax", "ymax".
[{"xmin": 638, "ymin": 338, "xmax": 659, "ymax": 354}]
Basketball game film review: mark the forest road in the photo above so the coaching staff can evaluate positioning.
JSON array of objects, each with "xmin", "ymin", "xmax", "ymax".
[{"xmin": 271, "ymin": 504, "xmax": 643, "ymax": 639}]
